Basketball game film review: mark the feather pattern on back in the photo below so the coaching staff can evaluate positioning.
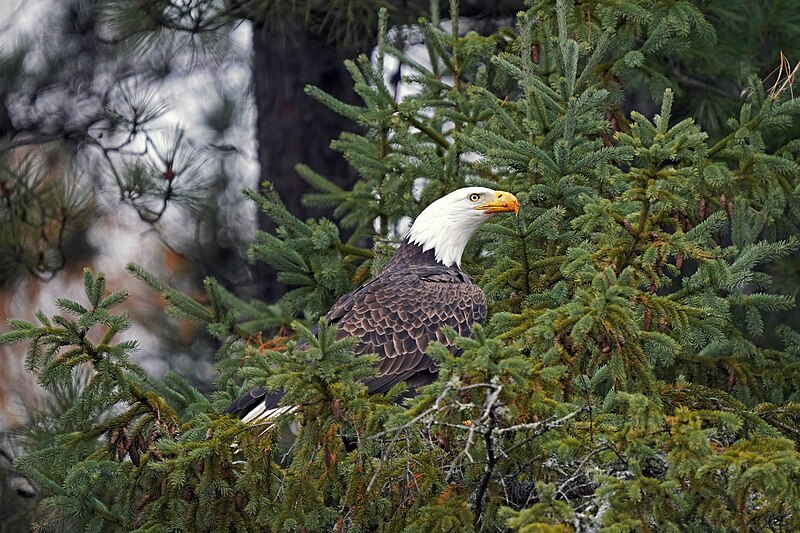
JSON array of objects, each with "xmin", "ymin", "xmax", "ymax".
[{"xmin": 224, "ymin": 241, "xmax": 486, "ymax": 419}]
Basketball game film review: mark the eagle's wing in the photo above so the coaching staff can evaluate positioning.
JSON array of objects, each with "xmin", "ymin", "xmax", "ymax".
[
  {"xmin": 224, "ymin": 266, "xmax": 486, "ymax": 419},
  {"xmin": 327, "ymin": 265, "xmax": 487, "ymax": 394}
]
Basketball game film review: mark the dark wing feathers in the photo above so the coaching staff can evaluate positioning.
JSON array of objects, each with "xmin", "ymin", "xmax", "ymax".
[
  {"xmin": 225, "ymin": 249, "xmax": 486, "ymax": 418},
  {"xmin": 330, "ymin": 265, "xmax": 486, "ymax": 394},
  {"xmin": 224, "ymin": 387, "xmax": 283, "ymax": 416}
]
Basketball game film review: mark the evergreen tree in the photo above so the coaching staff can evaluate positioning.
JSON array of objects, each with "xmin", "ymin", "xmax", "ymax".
[{"xmin": 3, "ymin": 1, "xmax": 800, "ymax": 531}]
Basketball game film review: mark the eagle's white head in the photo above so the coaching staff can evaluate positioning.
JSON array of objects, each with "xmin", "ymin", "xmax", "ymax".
[{"xmin": 407, "ymin": 186, "xmax": 519, "ymax": 268}]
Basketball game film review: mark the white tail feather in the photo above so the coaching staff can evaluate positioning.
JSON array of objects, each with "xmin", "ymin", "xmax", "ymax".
[
  {"xmin": 231, "ymin": 404, "xmax": 299, "ymax": 457},
  {"xmin": 242, "ymin": 404, "xmax": 297, "ymax": 425},
  {"xmin": 239, "ymin": 403, "xmax": 300, "ymax": 444}
]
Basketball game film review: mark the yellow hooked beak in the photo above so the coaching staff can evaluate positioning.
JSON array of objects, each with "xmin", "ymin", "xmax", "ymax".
[{"xmin": 475, "ymin": 190, "xmax": 519, "ymax": 215}]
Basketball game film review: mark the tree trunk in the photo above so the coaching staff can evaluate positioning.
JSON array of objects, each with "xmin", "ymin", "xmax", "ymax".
[{"xmin": 250, "ymin": 23, "xmax": 361, "ymax": 301}]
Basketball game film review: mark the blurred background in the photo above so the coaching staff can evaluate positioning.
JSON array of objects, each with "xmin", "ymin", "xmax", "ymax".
[{"xmin": 0, "ymin": 0, "xmax": 258, "ymax": 428}]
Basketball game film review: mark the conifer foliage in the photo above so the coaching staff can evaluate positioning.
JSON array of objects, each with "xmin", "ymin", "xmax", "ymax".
[{"xmin": 3, "ymin": 1, "xmax": 800, "ymax": 531}]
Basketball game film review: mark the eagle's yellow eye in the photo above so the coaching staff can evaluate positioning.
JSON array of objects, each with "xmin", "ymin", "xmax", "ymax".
[{"xmin": 468, "ymin": 193, "xmax": 481, "ymax": 202}]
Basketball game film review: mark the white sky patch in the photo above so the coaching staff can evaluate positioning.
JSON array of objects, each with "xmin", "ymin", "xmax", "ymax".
[
  {"xmin": 394, "ymin": 215, "xmax": 413, "ymax": 239},
  {"xmin": 0, "ymin": 0, "xmax": 48, "ymax": 48}
]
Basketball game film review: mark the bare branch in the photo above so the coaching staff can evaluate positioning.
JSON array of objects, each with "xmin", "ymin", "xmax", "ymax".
[{"xmin": 500, "ymin": 407, "xmax": 584, "ymax": 456}]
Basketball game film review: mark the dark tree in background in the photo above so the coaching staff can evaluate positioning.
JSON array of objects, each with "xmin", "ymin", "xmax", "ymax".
[{"xmin": 247, "ymin": 22, "xmax": 363, "ymax": 300}]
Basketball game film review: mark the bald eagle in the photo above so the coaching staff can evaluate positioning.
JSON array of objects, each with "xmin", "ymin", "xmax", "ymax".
[{"xmin": 226, "ymin": 187, "xmax": 519, "ymax": 423}]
